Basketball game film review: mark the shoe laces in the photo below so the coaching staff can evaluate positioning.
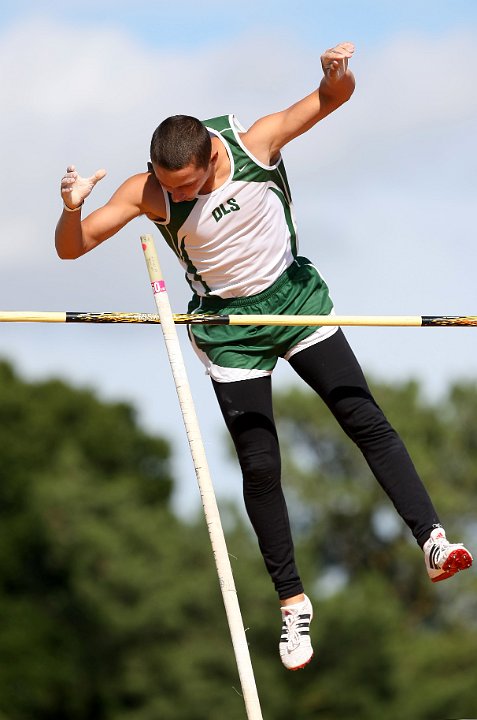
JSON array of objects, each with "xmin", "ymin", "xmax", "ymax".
[
  {"xmin": 433, "ymin": 533, "xmax": 462, "ymax": 549},
  {"xmin": 432, "ymin": 535, "xmax": 464, "ymax": 562},
  {"xmin": 282, "ymin": 607, "xmax": 305, "ymax": 651}
]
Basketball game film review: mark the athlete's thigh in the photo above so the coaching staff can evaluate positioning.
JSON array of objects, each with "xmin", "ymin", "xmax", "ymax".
[
  {"xmin": 288, "ymin": 328, "xmax": 372, "ymax": 403},
  {"xmin": 212, "ymin": 375, "xmax": 276, "ymax": 432}
]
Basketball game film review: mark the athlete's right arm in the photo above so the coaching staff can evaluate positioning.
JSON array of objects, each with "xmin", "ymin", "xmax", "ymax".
[{"xmin": 55, "ymin": 168, "xmax": 165, "ymax": 259}]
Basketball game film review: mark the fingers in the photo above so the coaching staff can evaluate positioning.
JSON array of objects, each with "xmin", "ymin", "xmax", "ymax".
[
  {"xmin": 92, "ymin": 168, "xmax": 107, "ymax": 184},
  {"xmin": 61, "ymin": 167, "xmax": 78, "ymax": 194},
  {"xmin": 336, "ymin": 41, "xmax": 355, "ymax": 54},
  {"xmin": 323, "ymin": 44, "xmax": 354, "ymax": 63},
  {"xmin": 60, "ymin": 166, "xmax": 106, "ymax": 191},
  {"xmin": 328, "ymin": 41, "xmax": 355, "ymax": 57},
  {"xmin": 321, "ymin": 42, "xmax": 354, "ymax": 80}
]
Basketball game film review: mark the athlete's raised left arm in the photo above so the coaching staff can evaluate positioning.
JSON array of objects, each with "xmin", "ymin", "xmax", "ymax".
[{"xmin": 242, "ymin": 41, "xmax": 355, "ymax": 163}]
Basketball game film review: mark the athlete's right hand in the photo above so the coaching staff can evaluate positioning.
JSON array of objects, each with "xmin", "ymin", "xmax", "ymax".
[
  {"xmin": 321, "ymin": 41, "xmax": 355, "ymax": 84},
  {"xmin": 61, "ymin": 165, "xmax": 107, "ymax": 209}
]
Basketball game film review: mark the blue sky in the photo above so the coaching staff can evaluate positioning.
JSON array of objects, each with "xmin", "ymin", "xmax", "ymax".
[
  {"xmin": 2, "ymin": 0, "xmax": 477, "ymax": 48},
  {"xmin": 0, "ymin": 1, "xmax": 476, "ymax": 514}
]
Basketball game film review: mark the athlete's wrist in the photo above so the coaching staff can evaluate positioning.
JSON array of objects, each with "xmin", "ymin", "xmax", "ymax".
[{"xmin": 63, "ymin": 201, "xmax": 84, "ymax": 212}]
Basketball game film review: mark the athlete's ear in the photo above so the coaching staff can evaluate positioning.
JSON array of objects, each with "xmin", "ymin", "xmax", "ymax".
[{"xmin": 210, "ymin": 150, "xmax": 219, "ymax": 166}]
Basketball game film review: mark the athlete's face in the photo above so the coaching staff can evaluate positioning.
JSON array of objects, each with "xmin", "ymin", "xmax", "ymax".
[{"xmin": 153, "ymin": 160, "xmax": 213, "ymax": 203}]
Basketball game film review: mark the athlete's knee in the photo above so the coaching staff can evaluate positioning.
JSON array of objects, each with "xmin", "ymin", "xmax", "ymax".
[
  {"xmin": 222, "ymin": 405, "xmax": 282, "ymax": 497},
  {"xmin": 239, "ymin": 439, "xmax": 281, "ymax": 498},
  {"xmin": 331, "ymin": 387, "xmax": 397, "ymax": 446}
]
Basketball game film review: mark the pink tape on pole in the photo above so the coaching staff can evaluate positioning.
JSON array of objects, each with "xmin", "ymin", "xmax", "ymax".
[{"xmin": 151, "ymin": 280, "xmax": 166, "ymax": 294}]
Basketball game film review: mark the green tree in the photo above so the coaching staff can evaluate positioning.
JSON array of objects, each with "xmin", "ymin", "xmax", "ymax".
[
  {"xmin": 2, "ymin": 359, "xmax": 477, "ymax": 720},
  {"xmin": 0, "ymin": 361, "xmax": 250, "ymax": 720}
]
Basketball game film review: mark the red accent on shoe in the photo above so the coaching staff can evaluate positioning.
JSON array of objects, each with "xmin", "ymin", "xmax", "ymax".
[{"xmin": 431, "ymin": 548, "xmax": 473, "ymax": 582}]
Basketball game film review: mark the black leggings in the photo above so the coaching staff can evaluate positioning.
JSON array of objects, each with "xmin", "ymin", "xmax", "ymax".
[{"xmin": 212, "ymin": 329, "xmax": 440, "ymax": 600}]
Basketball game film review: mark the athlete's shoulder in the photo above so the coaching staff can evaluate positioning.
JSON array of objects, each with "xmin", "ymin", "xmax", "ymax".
[
  {"xmin": 202, "ymin": 114, "xmax": 231, "ymax": 132},
  {"xmin": 202, "ymin": 114, "xmax": 247, "ymax": 134},
  {"xmin": 113, "ymin": 171, "xmax": 150, "ymax": 201},
  {"xmin": 112, "ymin": 171, "xmax": 165, "ymax": 220}
]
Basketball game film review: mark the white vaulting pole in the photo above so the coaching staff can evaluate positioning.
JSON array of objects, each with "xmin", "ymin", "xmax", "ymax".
[{"xmin": 140, "ymin": 234, "xmax": 263, "ymax": 720}]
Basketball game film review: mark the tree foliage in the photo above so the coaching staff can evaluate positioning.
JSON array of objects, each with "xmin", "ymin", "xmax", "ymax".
[{"xmin": 0, "ymin": 359, "xmax": 476, "ymax": 719}]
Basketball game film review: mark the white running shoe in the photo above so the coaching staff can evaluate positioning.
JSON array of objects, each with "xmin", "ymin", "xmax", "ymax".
[
  {"xmin": 279, "ymin": 595, "xmax": 313, "ymax": 670},
  {"xmin": 423, "ymin": 527, "xmax": 473, "ymax": 583}
]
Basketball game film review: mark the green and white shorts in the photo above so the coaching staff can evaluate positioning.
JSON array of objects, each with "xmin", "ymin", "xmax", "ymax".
[{"xmin": 188, "ymin": 257, "xmax": 338, "ymax": 383}]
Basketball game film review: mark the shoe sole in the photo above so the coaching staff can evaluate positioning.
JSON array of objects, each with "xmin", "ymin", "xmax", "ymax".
[
  {"xmin": 285, "ymin": 652, "xmax": 314, "ymax": 671},
  {"xmin": 431, "ymin": 548, "xmax": 473, "ymax": 583}
]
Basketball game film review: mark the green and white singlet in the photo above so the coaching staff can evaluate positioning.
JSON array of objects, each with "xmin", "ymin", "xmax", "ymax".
[{"xmin": 150, "ymin": 114, "xmax": 337, "ymax": 382}]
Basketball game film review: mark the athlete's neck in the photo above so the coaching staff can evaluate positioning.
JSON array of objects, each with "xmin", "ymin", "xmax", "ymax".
[{"xmin": 199, "ymin": 136, "xmax": 231, "ymax": 194}]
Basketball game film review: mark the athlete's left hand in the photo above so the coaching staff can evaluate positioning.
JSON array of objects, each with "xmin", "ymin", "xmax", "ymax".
[{"xmin": 321, "ymin": 42, "xmax": 355, "ymax": 83}]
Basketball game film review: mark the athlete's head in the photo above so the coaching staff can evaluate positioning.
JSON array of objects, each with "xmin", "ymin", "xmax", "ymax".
[
  {"xmin": 150, "ymin": 115, "xmax": 212, "ymax": 170},
  {"xmin": 150, "ymin": 115, "xmax": 215, "ymax": 202}
]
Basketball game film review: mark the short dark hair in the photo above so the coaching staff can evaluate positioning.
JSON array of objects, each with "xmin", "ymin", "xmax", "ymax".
[{"xmin": 150, "ymin": 115, "xmax": 212, "ymax": 170}]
